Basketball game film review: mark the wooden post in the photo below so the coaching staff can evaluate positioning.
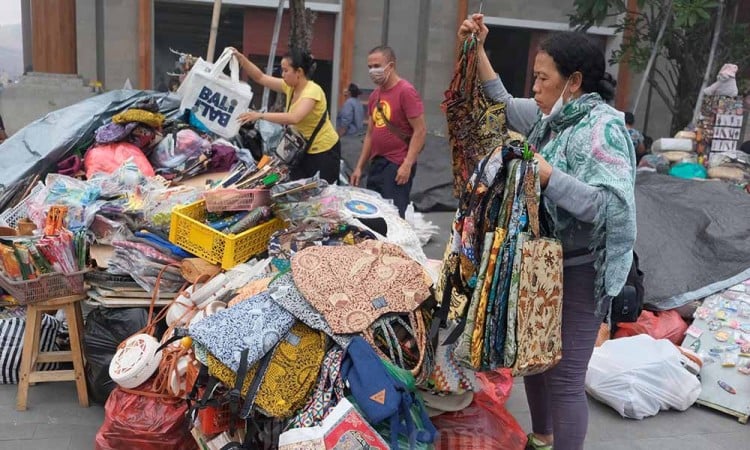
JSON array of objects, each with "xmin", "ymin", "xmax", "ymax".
[
  {"xmin": 138, "ymin": 0, "xmax": 152, "ymax": 90},
  {"xmin": 207, "ymin": 0, "xmax": 223, "ymax": 62},
  {"xmin": 338, "ymin": 0, "xmax": 357, "ymax": 107},
  {"xmin": 30, "ymin": 0, "xmax": 77, "ymax": 74}
]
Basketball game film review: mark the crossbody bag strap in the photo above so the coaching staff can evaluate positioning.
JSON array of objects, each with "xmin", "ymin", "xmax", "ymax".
[
  {"xmin": 287, "ymin": 91, "xmax": 330, "ymax": 153},
  {"xmin": 376, "ymin": 95, "xmax": 412, "ymax": 145},
  {"xmin": 239, "ymin": 347, "xmax": 276, "ymax": 419},
  {"xmin": 523, "ymin": 160, "xmax": 541, "ymax": 239},
  {"xmin": 229, "ymin": 348, "xmax": 250, "ymax": 437},
  {"xmin": 304, "ymin": 111, "xmax": 329, "ymax": 153}
]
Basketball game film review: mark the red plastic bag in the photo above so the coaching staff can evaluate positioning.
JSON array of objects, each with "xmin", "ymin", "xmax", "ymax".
[
  {"xmin": 614, "ymin": 310, "xmax": 688, "ymax": 345},
  {"xmin": 94, "ymin": 385, "xmax": 197, "ymax": 450},
  {"xmin": 84, "ymin": 142, "xmax": 155, "ymax": 178},
  {"xmin": 433, "ymin": 369, "xmax": 526, "ymax": 450}
]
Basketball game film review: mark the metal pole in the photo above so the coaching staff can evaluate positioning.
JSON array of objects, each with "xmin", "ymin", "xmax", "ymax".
[
  {"xmin": 262, "ymin": 0, "xmax": 285, "ymax": 110},
  {"xmin": 632, "ymin": 1, "xmax": 672, "ymax": 113},
  {"xmin": 381, "ymin": 0, "xmax": 390, "ymax": 45},
  {"xmin": 692, "ymin": 0, "xmax": 726, "ymax": 125},
  {"xmin": 643, "ymin": 72, "xmax": 654, "ymax": 136},
  {"xmin": 206, "ymin": 0, "xmax": 223, "ymax": 62},
  {"xmin": 414, "ymin": 0, "xmax": 431, "ymax": 95}
]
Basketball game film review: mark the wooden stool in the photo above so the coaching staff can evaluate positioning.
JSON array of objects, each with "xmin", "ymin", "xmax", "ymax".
[{"xmin": 16, "ymin": 295, "xmax": 89, "ymax": 411}]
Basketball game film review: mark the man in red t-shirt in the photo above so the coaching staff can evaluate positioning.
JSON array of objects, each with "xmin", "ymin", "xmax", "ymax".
[{"xmin": 350, "ymin": 46, "xmax": 427, "ymax": 217}]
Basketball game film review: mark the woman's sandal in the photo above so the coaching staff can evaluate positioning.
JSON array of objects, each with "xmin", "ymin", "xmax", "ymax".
[{"xmin": 526, "ymin": 433, "xmax": 553, "ymax": 450}]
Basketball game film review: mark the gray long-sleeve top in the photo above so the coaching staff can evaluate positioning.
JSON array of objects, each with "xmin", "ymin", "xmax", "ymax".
[{"xmin": 482, "ymin": 76, "xmax": 606, "ymax": 263}]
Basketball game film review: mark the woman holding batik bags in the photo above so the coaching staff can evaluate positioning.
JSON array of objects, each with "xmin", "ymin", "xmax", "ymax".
[{"xmin": 459, "ymin": 14, "xmax": 636, "ymax": 450}]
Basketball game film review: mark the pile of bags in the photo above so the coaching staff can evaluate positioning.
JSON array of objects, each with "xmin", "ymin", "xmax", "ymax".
[{"xmin": 93, "ymin": 183, "xmax": 526, "ymax": 450}]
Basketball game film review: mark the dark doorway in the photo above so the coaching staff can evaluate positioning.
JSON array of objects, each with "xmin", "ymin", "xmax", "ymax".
[
  {"xmin": 484, "ymin": 26, "xmax": 532, "ymax": 98},
  {"xmin": 153, "ymin": 2, "xmax": 244, "ymax": 92}
]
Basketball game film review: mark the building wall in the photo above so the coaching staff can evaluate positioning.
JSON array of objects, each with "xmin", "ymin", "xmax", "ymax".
[
  {"xmin": 75, "ymin": 0, "xmax": 98, "ymax": 84},
  {"xmin": 12, "ymin": 0, "xmax": 681, "ymax": 140},
  {"xmin": 102, "ymin": 0, "xmax": 140, "ymax": 90},
  {"xmin": 481, "ymin": 0, "xmax": 576, "ymax": 23},
  {"xmin": 350, "ymin": 0, "xmax": 460, "ymax": 134}
]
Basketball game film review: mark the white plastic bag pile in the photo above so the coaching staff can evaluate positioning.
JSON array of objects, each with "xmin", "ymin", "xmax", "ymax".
[
  {"xmin": 585, "ymin": 334, "xmax": 701, "ymax": 419},
  {"xmin": 404, "ymin": 202, "xmax": 440, "ymax": 247}
]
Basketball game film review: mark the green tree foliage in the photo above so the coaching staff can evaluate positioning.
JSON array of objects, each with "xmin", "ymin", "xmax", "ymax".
[{"xmin": 570, "ymin": 0, "xmax": 750, "ymax": 133}]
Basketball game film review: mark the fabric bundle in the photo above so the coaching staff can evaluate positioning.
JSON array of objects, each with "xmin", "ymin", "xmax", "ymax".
[{"xmin": 436, "ymin": 144, "xmax": 563, "ymax": 375}]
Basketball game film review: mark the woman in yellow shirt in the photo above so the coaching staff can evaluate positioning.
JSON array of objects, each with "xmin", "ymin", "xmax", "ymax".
[{"xmin": 233, "ymin": 48, "xmax": 340, "ymax": 184}]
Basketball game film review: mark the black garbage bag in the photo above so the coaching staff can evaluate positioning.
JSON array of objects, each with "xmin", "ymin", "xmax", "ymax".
[{"xmin": 84, "ymin": 307, "xmax": 148, "ymax": 404}]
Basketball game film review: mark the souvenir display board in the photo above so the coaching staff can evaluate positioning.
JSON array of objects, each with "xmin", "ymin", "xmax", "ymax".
[{"xmin": 681, "ymin": 281, "xmax": 750, "ymax": 423}]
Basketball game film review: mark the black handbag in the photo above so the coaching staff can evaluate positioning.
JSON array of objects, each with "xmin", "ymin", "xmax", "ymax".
[
  {"xmin": 274, "ymin": 96, "xmax": 328, "ymax": 168},
  {"xmin": 564, "ymin": 248, "xmax": 645, "ymax": 324},
  {"xmin": 611, "ymin": 252, "xmax": 644, "ymax": 323}
]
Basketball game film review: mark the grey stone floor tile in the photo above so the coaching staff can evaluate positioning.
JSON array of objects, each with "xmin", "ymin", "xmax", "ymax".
[
  {"xmin": 0, "ymin": 424, "xmax": 35, "ymax": 441},
  {"xmin": 33, "ymin": 424, "xmax": 96, "ymax": 440},
  {"xmin": 700, "ymin": 431, "xmax": 750, "ymax": 448},
  {"xmin": 68, "ymin": 433, "xmax": 96, "ymax": 450},
  {"xmin": 0, "ymin": 441, "xmax": 21, "ymax": 450},
  {"xmin": 21, "ymin": 437, "xmax": 71, "ymax": 450},
  {"xmin": 585, "ymin": 433, "xmax": 741, "ymax": 450}
]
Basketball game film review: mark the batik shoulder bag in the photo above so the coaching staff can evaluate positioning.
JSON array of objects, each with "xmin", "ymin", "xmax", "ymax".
[
  {"xmin": 364, "ymin": 308, "xmax": 434, "ymax": 386},
  {"xmin": 443, "ymin": 35, "xmax": 509, "ymax": 197},
  {"xmin": 508, "ymin": 161, "xmax": 564, "ymax": 377}
]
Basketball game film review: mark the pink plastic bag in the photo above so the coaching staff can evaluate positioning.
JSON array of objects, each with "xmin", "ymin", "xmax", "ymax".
[
  {"xmin": 614, "ymin": 310, "xmax": 688, "ymax": 345},
  {"xmin": 433, "ymin": 369, "xmax": 527, "ymax": 450},
  {"xmin": 84, "ymin": 142, "xmax": 155, "ymax": 178}
]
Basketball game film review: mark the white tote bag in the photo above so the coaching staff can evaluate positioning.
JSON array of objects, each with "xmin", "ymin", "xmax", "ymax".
[{"xmin": 178, "ymin": 48, "xmax": 253, "ymax": 139}]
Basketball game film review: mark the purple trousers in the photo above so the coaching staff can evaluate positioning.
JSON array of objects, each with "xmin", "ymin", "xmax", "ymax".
[{"xmin": 523, "ymin": 263, "xmax": 601, "ymax": 450}]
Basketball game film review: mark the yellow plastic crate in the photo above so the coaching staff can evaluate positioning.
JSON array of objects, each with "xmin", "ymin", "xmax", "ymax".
[{"xmin": 168, "ymin": 200, "xmax": 285, "ymax": 269}]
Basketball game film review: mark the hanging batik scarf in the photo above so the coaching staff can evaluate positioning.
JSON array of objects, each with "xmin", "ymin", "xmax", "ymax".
[
  {"xmin": 443, "ymin": 36, "xmax": 509, "ymax": 197},
  {"xmin": 527, "ymin": 93, "xmax": 636, "ymax": 317},
  {"xmin": 434, "ymin": 144, "xmax": 533, "ymax": 371},
  {"xmin": 446, "ymin": 143, "xmax": 532, "ymax": 306}
]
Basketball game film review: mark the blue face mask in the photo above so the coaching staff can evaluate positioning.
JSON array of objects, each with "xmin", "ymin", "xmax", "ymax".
[{"xmin": 542, "ymin": 79, "xmax": 570, "ymax": 122}]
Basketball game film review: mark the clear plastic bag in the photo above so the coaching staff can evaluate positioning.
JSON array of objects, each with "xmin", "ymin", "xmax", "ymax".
[
  {"xmin": 585, "ymin": 334, "xmax": 701, "ymax": 419},
  {"xmin": 141, "ymin": 185, "xmax": 200, "ymax": 234},
  {"xmin": 89, "ymin": 161, "xmax": 150, "ymax": 198},
  {"xmin": 257, "ymin": 119, "xmax": 284, "ymax": 155},
  {"xmin": 27, "ymin": 174, "xmax": 102, "ymax": 229},
  {"xmin": 90, "ymin": 214, "xmax": 134, "ymax": 245}
]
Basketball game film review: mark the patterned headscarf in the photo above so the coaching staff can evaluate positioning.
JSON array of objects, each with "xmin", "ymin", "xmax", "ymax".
[{"xmin": 528, "ymin": 93, "xmax": 636, "ymax": 317}]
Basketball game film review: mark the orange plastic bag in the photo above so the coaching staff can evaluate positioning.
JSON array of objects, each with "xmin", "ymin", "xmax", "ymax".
[
  {"xmin": 84, "ymin": 142, "xmax": 155, "ymax": 178},
  {"xmin": 433, "ymin": 369, "xmax": 526, "ymax": 450},
  {"xmin": 614, "ymin": 310, "xmax": 688, "ymax": 345},
  {"xmin": 94, "ymin": 384, "xmax": 197, "ymax": 450}
]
